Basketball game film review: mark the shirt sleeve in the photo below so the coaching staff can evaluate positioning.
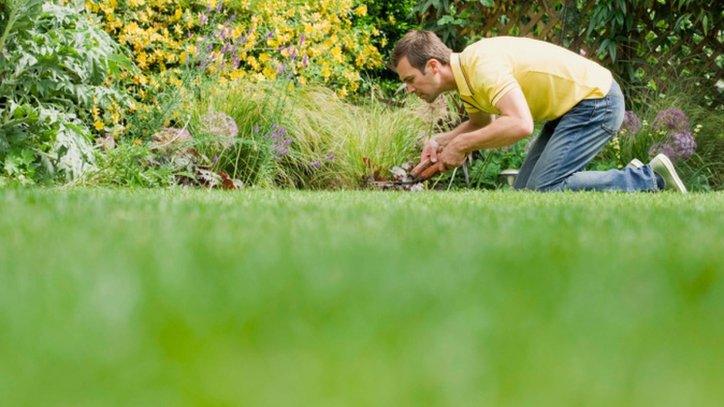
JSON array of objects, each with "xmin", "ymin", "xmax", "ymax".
[
  {"xmin": 470, "ymin": 57, "xmax": 520, "ymax": 109},
  {"xmin": 462, "ymin": 99, "xmax": 481, "ymax": 116}
]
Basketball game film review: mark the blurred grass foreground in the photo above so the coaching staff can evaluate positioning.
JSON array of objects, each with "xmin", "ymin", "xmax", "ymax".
[{"xmin": 0, "ymin": 188, "xmax": 722, "ymax": 405}]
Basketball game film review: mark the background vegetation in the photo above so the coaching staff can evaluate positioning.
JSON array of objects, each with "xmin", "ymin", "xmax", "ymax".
[{"xmin": 0, "ymin": 0, "xmax": 721, "ymax": 189}]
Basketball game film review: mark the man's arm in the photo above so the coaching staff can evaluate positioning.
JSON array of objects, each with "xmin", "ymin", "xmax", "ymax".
[
  {"xmin": 413, "ymin": 87, "xmax": 533, "ymax": 179},
  {"xmin": 433, "ymin": 111, "xmax": 493, "ymax": 147},
  {"xmin": 449, "ymin": 87, "xmax": 533, "ymax": 152}
]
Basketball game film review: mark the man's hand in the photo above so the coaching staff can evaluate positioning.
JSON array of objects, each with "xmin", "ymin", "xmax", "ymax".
[
  {"xmin": 411, "ymin": 140, "xmax": 468, "ymax": 180},
  {"xmin": 419, "ymin": 138, "xmax": 441, "ymax": 165},
  {"xmin": 410, "ymin": 137, "xmax": 442, "ymax": 179}
]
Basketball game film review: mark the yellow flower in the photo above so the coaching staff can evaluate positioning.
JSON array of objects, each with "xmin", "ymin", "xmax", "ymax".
[
  {"xmin": 354, "ymin": 5, "xmax": 366, "ymax": 17},
  {"xmin": 247, "ymin": 56, "xmax": 259, "ymax": 70},
  {"xmin": 94, "ymin": 120, "xmax": 104, "ymax": 131},
  {"xmin": 330, "ymin": 46, "xmax": 343, "ymax": 63},
  {"xmin": 262, "ymin": 65, "xmax": 277, "ymax": 80},
  {"xmin": 320, "ymin": 63, "xmax": 331, "ymax": 79},
  {"xmin": 229, "ymin": 69, "xmax": 246, "ymax": 80},
  {"xmin": 136, "ymin": 52, "xmax": 148, "ymax": 69}
]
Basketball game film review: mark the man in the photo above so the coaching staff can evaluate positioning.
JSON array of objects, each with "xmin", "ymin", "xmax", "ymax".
[{"xmin": 392, "ymin": 31, "xmax": 687, "ymax": 192}]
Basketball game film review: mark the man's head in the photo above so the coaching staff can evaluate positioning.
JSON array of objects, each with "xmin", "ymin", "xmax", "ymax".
[{"xmin": 391, "ymin": 30, "xmax": 453, "ymax": 103}]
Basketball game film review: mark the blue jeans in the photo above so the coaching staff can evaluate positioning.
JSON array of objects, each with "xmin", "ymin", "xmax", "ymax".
[{"xmin": 513, "ymin": 80, "xmax": 659, "ymax": 192}]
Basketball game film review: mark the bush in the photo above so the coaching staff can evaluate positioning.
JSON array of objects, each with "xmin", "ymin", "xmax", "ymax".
[
  {"xmin": 0, "ymin": 0, "xmax": 133, "ymax": 184},
  {"xmin": 83, "ymin": 0, "xmax": 385, "ymax": 98}
]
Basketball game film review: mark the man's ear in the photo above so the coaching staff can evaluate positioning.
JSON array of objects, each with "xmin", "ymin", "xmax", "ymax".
[{"xmin": 427, "ymin": 58, "xmax": 440, "ymax": 73}]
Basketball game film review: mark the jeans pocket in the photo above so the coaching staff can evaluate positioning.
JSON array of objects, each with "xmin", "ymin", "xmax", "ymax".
[{"xmin": 602, "ymin": 89, "xmax": 625, "ymax": 134}]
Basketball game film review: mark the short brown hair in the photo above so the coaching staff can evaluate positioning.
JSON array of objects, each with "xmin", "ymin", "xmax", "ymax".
[{"xmin": 391, "ymin": 30, "xmax": 452, "ymax": 72}]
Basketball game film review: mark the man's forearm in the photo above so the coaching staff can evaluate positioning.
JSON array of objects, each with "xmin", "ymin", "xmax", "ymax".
[
  {"xmin": 434, "ymin": 120, "xmax": 485, "ymax": 146},
  {"xmin": 450, "ymin": 116, "xmax": 532, "ymax": 153}
]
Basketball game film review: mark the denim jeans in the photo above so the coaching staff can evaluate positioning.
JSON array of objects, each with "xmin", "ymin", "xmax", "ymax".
[{"xmin": 513, "ymin": 80, "xmax": 659, "ymax": 192}]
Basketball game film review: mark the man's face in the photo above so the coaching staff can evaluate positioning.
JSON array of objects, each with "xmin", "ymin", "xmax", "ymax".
[{"xmin": 396, "ymin": 56, "xmax": 442, "ymax": 103}]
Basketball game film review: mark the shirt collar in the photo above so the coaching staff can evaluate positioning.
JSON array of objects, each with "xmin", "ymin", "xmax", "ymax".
[{"xmin": 450, "ymin": 53, "xmax": 472, "ymax": 97}]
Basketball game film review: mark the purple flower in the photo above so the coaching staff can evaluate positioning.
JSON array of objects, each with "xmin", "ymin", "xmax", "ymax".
[
  {"xmin": 621, "ymin": 111, "xmax": 642, "ymax": 135},
  {"xmin": 289, "ymin": 48, "xmax": 297, "ymax": 61},
  {"xmin": 199, "ymin": 14, "xmax": 208, "ymax": 25},
  {"xmin": 299, "ymin": 34, "xmax": 305, "ymax": 46},
  {"xmin": 648, "ymin": 142, "xmax": 677, "ymax": 160},
  {"xmin": 215, "ymin": 2, "xmax": 222, "ymax": 12},
  {"xmin": 325, "ymin": 151, "xmax": 335, "ymax": 161},
  {"xmin": 276, "ymin": 63, "xmax": 286, "ymax": 74},
  {"xmin": 265, "ymin": 30, "xmax": 274, "ymax": 40},
  {"xmin": 267, "ymin": 124, "xmax": 292, "ymax": 158},
  {"xmin": 648, "ymin": 131, "xmax": 696, "ymax": 161},
  {"xmin": 310, "ymin": 160, "xmax": 322, "ymax": 170},
  {"xmin": 653, "ymin": 108, "xmax": 690, "ymax": 132},
  {"xmin": 301, "ymin": 55, "xmax": 309, "ymax": 68},
  {"xmin": 671, "ymin": 131, "xmax": 696, "ymax": 159}
]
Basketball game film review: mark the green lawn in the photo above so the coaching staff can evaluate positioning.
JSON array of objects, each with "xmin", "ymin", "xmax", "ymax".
[{"xmin": 0, "ymin": 188, "xmax": 722, "ymax": 405}]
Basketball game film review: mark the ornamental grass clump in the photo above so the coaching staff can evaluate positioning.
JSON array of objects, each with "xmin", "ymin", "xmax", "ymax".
[{"xmin": 191, "ymin": 80, "xmax": 427, "ymax": 189}]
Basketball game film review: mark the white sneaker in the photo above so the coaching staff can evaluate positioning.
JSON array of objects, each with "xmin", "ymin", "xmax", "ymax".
[
  {"xmin": 625, "ymin": 158, "xmax": 644, "ymax": 169},
  {"xmin": 649, "ymin": 153, "xmax": 687, "ymax": 193}
]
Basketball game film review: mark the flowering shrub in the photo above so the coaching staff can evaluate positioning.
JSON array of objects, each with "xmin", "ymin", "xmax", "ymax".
[
  {"xmin": 607, "ymin": 108, "xmax": 701, "ymax": 168},
  {"xmin": 83, "ymin": 0, "xmax": 384, "ymax": 97}
]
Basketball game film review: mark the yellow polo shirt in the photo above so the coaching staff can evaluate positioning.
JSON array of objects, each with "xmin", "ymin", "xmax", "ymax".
[{"xmin": 451, "ymin": 36, "xmax": 613, "ymax": 122}]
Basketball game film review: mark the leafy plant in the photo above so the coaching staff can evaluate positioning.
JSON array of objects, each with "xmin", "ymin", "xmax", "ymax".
[{"xmin": 0, "ymin": 0, "xmax": 133, "ymax": 183}]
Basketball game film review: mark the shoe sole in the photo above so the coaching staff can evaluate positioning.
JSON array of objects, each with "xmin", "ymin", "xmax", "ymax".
[{"xmin": 650, "ymin": 154, "xmax": 687, "ymax": 193}]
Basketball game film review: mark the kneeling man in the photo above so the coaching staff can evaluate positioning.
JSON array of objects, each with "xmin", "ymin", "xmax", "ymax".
[{"xmin": 392, "ymin": 31, "xmax": 686, "ymax": 192}]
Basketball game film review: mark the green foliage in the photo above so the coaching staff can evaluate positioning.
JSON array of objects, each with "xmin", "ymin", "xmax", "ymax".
[
  {"xmin": 415, "ymin": 0, "xmax": 495, "ymax": 49},
  {"xmin": 79, "ymin": 141, "xmax": 176, "ymax": 187},
  {"xmin": 0, "ymin": 0, "xmax": 133, "ymax": 183},
  {"xmin": 414, "ymin": 0, "xmax": 722, "ymax": 106},
  {"xmin": 611, "ymin": 77, "xmax": 722, "ymax": 190},
  {"xmin": 585, "ymin": 0, "xmax": 721, "ymax": 106}
]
